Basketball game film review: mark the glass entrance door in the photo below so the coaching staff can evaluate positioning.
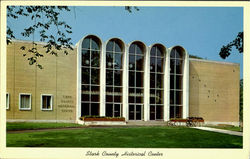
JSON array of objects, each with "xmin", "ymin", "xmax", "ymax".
[
  {"xmin": 106, "ymin": 103, "xmax": 122, "ymax": 117},
  {"xmin": 129, "ymin": 104, "xmax": 143, "ymax": 120},
  {"xmin": 114, "ymin": 103, "xmax": 121, "ymax": 117}
]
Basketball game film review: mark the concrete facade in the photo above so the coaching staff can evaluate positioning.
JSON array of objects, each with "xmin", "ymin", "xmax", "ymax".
[
  {"xmin": 6, "ymin": 41, "xmax": 77, "ymax": 122},
  {"xmin": 189, "ymin": 58, "xmax": 240, "ymax": 125},
  {"xmin": 6, "ymin": 39, "xmax": 240, "ymax": 125}
]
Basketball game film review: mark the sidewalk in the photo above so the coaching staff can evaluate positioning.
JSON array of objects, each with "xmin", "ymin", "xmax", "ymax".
[{"xmin": 192, "ymin": 127, "xmax": 243, "ymax": 136}]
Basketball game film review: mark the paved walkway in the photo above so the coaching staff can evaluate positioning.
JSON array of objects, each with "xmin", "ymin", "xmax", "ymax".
[{"xmin": 192, "ymin": 127, "xmax": 242, "ymax": 136}]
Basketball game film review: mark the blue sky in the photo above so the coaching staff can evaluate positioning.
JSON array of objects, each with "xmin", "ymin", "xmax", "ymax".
[{"xmin": 8, "ymin": 6, "xmax": 243, "ymax": 78}]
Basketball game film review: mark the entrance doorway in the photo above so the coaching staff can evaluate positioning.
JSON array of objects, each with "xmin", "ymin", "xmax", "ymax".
[
  {"xmin": 150, "ymin": 105, "xmax": 164, "ymax": 120},
  {"xmin": 129, "ymin": 104, "xmax": 143, "ymax": 120},
  {"xmin": 106, "ymin": 103, "xmax": 122, "ymax": 117}
]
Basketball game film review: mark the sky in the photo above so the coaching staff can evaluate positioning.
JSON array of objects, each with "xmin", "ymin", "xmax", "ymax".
[{"xmin": 7, "ymin": 6, "xmax": 243, "ymax": 78}]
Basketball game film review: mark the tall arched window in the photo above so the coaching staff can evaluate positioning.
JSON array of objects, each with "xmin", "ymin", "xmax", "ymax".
[
  {"xmin": 170, "ymin": 47, "xmax": 184, "ymax": 118},
  {"xmin": 128, "ymin": 42, "xmax": 145, "ymax": 120},
  {"xmin": 105, "ymin": 39, "xmax": 124, "ymax": 117},
  {"xmin": 149, "ymin": 45, "xmax": 165, "ymax": 120},
  {"xmin": 81, "ymin": 36, "xmax": 101, "ymax": 116}
]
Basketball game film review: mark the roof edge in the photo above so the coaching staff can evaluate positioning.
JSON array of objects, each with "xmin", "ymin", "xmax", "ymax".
[
  {"xmin": 189, "ymin": 58, "xmax": 240, "ymax": 66},
  {"xmin": 8, "ymin": 39, "xmax": 77, "ymax": 48}
]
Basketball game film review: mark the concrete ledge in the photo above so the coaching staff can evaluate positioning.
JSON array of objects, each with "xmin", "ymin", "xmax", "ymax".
[{"xmin": 78, "ymin": 120, "xmax": 126, "ymax": 125}]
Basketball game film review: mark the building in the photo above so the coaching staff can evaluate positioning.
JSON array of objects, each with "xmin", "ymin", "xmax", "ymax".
[{"xmin": 6, "ymin": 34, "xmax": 240, "ymax": 125}]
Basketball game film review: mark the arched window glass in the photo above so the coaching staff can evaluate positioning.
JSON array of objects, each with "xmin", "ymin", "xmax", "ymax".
[
  {"xmin": 105, "ymin": 39, "xmax": 124, "ymax": 117},
  {"xmin": 170, "ymin": 47, "xmax": 184, "ymax": 118},
  {"xmin": 149, "ymin": 45, "xmax": 165, "ymax": 120},
  {"xmin": 81, "ymin": 36, "xmax": 101, "ymax": 116},
  {"xmin": 128, "ymin": 42, "xmax": 145, "ymax": 120}
]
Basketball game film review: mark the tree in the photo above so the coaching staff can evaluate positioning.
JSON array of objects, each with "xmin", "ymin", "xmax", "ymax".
[
  {"xmin": 125, "ymin": 6, "xmax": 139, "ymax": 13},
  {"xmin": 219, "ymin": 32, "xmax": 243, "ymax": 59},
  {"xmin": 189, "ymin": 54, "xmax": 203, "ymax": 59},
  {"xmin": 7, "ymin": 6, "xmax": 74, "ymax": 69},
  {"xmin": 7, "ymin": 6, "xmax": 139, "ymax": 69}
]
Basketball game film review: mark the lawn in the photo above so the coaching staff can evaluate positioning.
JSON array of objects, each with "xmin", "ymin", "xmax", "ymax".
[
  {"xmin": 7, "ymin": 126, "xmax": 242, "ymax": 148},
  {"xmin": 7, "ymin": 122, "xmax": 85, "ymax": 131}
]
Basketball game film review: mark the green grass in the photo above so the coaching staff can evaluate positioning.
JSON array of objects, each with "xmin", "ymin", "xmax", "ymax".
[
  {"xmin": 7, "ymin": 126, "xmax": 242, "ymax": 148},
  {"xmin": 207, "ymin": 126, "xmax": 242, "ymax": 132},
  {"xmin": 7, "ymin": 122, "xmax": 84, "ymax": 131}
]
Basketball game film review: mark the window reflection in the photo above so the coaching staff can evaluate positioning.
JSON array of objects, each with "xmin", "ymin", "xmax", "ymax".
[
  {"xmin": 105, "ymin": 39, "xmax": 124, "ymax": 117},
  {"xmin": 175, "ymin": 50, "xmax": 183, "ymax": 59},
  {"xmin": 115, "ymin": 42, "xmax": 122, "ymax": 52},
  {"xmin": 82, "ymin": 38, "xmax": 90, "ymax": 50},
  {"xmin": 106, "ymin": 41, "xmax": 113, "ymax": 52},
  {"xmin": 129, "ymin": 44, "xmax": 136, "ymax": 54},
  {"xmin": 81, "ymin": 36, "xmax": 101, "ymax": 116},
  {"xmin": 129, "ymin": 55, "xmax": 135, "ymax": 70},
  {"xmin": 175, "ymin": 59, "xmax": 183, "ymax": 74},
  {"xmin": 129, "ymin": 71, "xmax": 135, "ymax": 87},
  {"xmin": 106, "ymin": 70, "xmax": 113, "ymax": 85},
  {"xmin": 114, "ymin": 54, "xmax": 122, "ymax": 69},
  {"xmin": 157, "ymin": 58, "xmax": 163, "ymax": 73},
  {"xmin": 149, "ymin": 44, "xmax": 165, "ymax": 120},
  {"xmin": 170, "ymin": 47, "xmax": 185, "ymax": 118},
  {"xmin": 136, "ymin": 46, "xmax": 142, "ymax": 54},
  {"xmin": 156, "ymin": 74, "xmax": 163, "ymax": 88},
  {"xmin": 136, "ymin": 56, "xmax": 144, "ymax": 71},
  {"xmin": 91, "ymin": 69, "xmax": 99, "ymax": 84},
  {"xmin": 106, "ymin": 53, "xmax": 113, "ymax": 68},
  {"xmin": 91, "ymin": 51, "xmax": 100, "ymax": 67},
  {"xmin": 82, "ymin": 68, "xmax": 90, "ymax": 84},
  {"xmin": 114, "ymin": 71, "xmax": 122, "ymax": 86},
  {"xmin": 91, "ymin": 39, "xmax": 100, "ymax": 51},
  {"xmin": 136, "ymin": 72, "xmax": 143, "ymax": 87},
  {"xmin": 82, "ymin": 50, "xmax": 90, "ymax": 66},
  {"xmin": 128, "ymin": 42, "xmax": 145, "ymax": 120}
]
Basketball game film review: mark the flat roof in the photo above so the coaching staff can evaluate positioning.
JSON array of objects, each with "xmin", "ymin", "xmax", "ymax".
[
  {"xmin": 189, "ymin": 58, "xmax": 240, "ymax": 66},
  {"xmin": 8, "ymin": 39, "xmax": 77, "ymax": 49},
  {"xmin": 8, "ymin": 39, "xmax": 240, "ymax": 66}
]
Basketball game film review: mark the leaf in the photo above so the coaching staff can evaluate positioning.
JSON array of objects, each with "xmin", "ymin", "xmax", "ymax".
[
  {"xmin": 37, "ymin": 64, "xmax": 43, "ymax": 69},
  {"xmin": 26, "ymin": 7, "xmax": 32, "ymax": 13},
  {"xmin": 20, "ymin": 46, "xmax": 26, "ymax": 50},
  {"xmin": 7, "ymin": 5, "xmax": 73, "ymax": 67}
]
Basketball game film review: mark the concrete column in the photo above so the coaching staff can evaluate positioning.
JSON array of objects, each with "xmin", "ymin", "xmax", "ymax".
[
  {"xmin": 144, "ymin": 46, "xmax": 150, "ymax": 121},
  {"xmin": 164, "ymin": 49, "xmax": 170, "ymax": 121},
  {"xmin": 76, "ymin": 41, "xmax": 82, "ymax": 119},
  {"xmin": 182, "ymin": 52, "xmax": 189, "ymax": 118},
  {"xmin": 123, "ymin": 44, "xmax": 129, "ymax": 121},
  {"xmin": 100, "ymin": 42, "xmax": 106, "ymax": 116}
]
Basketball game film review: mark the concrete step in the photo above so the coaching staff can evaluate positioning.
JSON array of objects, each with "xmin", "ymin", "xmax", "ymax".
[{"xmin": 127, "ymin": 121, "xmax": 168, "ymax": 126}]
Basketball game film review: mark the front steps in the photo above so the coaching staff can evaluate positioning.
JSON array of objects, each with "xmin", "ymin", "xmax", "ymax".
[{"xmin": 127, "ymin": 121, "xmax": 168, "ymax": 126}]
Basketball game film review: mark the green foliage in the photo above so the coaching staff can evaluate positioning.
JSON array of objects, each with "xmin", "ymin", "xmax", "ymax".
[
  {"xmin": 125, "ymin": 6, "xmax": 139, "ymax": 13},
  {"xmin": 7, "ymin": 6, "xmax": 73, "ymax": 69},
  {"xmin": 219, "ymin": 32, "xmax": 243, "ymax": 59},
  {"xmin": 189, "ymin": 54, "xmax": 203, "ymax": 59},
  {"xmin": 7, "ymin": 6, "xmax": 138, "ymax": 69},
  {"xmin": 7, "ymin": 126, "xmax": 242, "ymax": 148}
]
